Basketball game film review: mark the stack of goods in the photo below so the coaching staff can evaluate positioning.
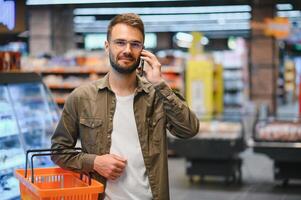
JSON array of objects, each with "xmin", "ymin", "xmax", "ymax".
[
  {"xmin": 256, "ymin": 122, "xmax": 301, "ymax": 142},
  {"xmin": 21, "ymin": 51, "xmax": 110, "ymax": 73},
  {"xmin": 196, "ymin": 121, "xmax": 242, "ymax": 139},
  {"xmin": 43, "ymin": 74, "xmax": 100, "ymax": 88},
  {"xmin": 0, "ymin": 51, "xmax": 21, "ymax": 71},
  {"xmin": 156, "ymin": 50, "xmax": 185, "ymax": 91}
]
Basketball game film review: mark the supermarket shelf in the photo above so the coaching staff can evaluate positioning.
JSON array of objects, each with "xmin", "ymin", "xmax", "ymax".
[
  {"xmin": 40, "ymin": 70, "xmax": 107, "ymax": 75},
  {"xmin": 161, "ymin": 67, "xmax": 183, "ymax": 74},
  {"xmin": 223, "ymin": 65, "xmax": 242, "ymax": 70},
  {"xmin": 25, "ymin": 68, "xmax": 107, "ymax": 75},
  {"xmin": 28, "ymin": 67, "xmax": 181, "ymax": 75},
  {"xmin": 224, "ymin": 88, "xmax": 243, "ymax": 92},
  {"xmin": 48, "ymin": 84, "xmax": 78, "ymax": 90},
  {"xmin": 224, "ymin": 103, "xmax": 242, "ymax": 107},
  {"xmin": 54, "ymin": 97, "xmax": 66, "ymax": 105},
  {"xmin": 224, "ymin": 77, "xmax": 243, "ymax": 81},
  {"xmin": 251, "ymin": 140, "xmax": 301, "ymax": 148}
]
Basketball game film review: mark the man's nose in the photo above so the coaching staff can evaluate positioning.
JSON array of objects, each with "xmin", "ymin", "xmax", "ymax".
[{"xmin": 124, "ymin": 43, "xmax": 131, "ymax": 52}]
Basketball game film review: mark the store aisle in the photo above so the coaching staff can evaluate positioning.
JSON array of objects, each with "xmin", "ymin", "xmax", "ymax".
[{"xmin": 168, "ymin": 149, "xmax": 301, "ymax": 200}]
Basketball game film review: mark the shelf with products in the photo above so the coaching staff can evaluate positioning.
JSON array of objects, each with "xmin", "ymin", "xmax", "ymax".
[
  {"xmin": 223, "ymin": 65, "xmax": 245, "ymax": 109},
  {"xmin": 31, "ymin": 72, "xmax": 106, "ymax": 106},
  {"xmin": 212, "ymin": 38, "xmax": 249, "ymax": 112},
  {"xmin": 0, "ymin": 72, "xmax": 60, "ymax": 199},
  {"xmin": 37, "ymin": 68, "xmax": 108, "ymax": 75},
  {"xmin": 157, "ymin": 50, "xmax": 186, "ymax": 94},
  {"xmin": 21, "ymin": 51, "xmax": 110, "ymax": 107},
  {"xmin": 252, "ymin": 114, "xmax": 301, "ymax": 185},
  {"xmin": 22, "ymin": 50, "xmax": 186, "ymax": 107},
  {"xmin": 53, "ymin": 96, "xmax": 68, "ymax": 105}
]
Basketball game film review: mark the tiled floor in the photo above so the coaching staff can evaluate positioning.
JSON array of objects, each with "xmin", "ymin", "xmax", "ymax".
[{"xmin": 168, "ymin": 149, "xmax": 301, "ymax": 200}]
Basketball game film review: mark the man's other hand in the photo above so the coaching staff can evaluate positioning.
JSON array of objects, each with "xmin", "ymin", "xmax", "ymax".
[{"xmin": 93, "ymin": 154, "xmax": 127, "ymax": 180}]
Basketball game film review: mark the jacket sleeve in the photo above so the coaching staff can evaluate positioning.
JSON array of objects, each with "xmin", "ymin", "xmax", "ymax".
[
  {"xmin": 51, "ymin": 91, "xmax": 97, "ymax": 173},
  {"xmin": 154, "ymin": 81, "xmax": 199, "ymax": 138}
]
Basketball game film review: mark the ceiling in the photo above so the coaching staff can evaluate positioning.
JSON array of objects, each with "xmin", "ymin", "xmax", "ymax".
[{"xmin": 25, "ymin": 0, "xmax": 301, "ymax": 38}]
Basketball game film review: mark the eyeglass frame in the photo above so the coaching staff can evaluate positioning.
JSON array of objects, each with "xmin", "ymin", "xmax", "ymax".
[{"xmin": 110, "ymin": 39, "xmax": 144, "ymax": 51}]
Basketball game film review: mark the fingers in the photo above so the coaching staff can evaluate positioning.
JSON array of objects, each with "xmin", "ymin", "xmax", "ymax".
[
  {"xmin": 112, "ymin": 166, "xmax": 123, "ymax": 174},
  {"xmin": 112, "ymin": 154, "xmax": 127, "ymax": 162},
  {"xmin": 111, "ymin": 154, "xmax": 127, "ymax": 168},
  {"xmin": 141, "ymin": 50, "xmax": 161, "ymax": 70},
  {"xmin": 141, "ymin": 49, "xmax": 156, "ymax": 59},
  {"xmin": 108, "ymin": 167, "xmax": 123, "ymax": 180},
  {"xmin": 109, "ymin": 171, "xmax": 121, "ymax": 180},
  {"xmin": 93, "ymin": 154, "xmax": 127, "ymax": 180}
]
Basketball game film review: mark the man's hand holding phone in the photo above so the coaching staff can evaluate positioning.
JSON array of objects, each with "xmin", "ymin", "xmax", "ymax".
[{"xmin": 140, "ymin": 49, "xmax": 164, "ymax": 84}]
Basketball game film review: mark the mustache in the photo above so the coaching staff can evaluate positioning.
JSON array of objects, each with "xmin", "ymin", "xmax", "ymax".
[{"xmin": 118, "ymin": 53, "xmax": 136, "ymax": 61}]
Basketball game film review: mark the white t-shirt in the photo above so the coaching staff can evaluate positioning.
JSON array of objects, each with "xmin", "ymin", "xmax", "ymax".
[{"xmin": 105, "ymin": 94, "xmax": 152, "ymax": 200}]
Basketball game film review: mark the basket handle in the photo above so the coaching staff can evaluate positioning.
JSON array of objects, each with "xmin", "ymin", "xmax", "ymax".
[{"xmin": 25, "ymin": 148, "xmax": 92, "ymax": 184}]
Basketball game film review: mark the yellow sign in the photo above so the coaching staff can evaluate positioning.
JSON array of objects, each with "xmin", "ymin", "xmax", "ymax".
[
  {"xmin": 186, "ymin": 60, "xmax": 214, "ymax": 119},
  {"xmin": 189, "ymin": 32, "xmax": 203, "ymax": 56}
]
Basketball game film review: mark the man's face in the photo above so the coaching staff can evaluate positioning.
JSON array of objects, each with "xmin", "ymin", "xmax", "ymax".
[{"xmin": 105, "ymin": 23, "xmax": 144, "ymax": 74}]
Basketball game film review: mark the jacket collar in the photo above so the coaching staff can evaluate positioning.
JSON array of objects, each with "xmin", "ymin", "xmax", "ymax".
[{"xmin": 96, "ymin": 72, "xmax": 150, "ymax": 94}]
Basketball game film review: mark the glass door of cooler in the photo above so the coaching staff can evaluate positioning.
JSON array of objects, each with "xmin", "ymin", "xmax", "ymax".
[
  {"xmin": 0, "ymin": 85, "xmax": 25, "ymax": 200},
  {"xmin": 8, "ymin": 82, "xmax": 57, "ymax": 150}
]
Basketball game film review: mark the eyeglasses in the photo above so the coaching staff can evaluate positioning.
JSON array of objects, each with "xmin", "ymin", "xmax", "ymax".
[{"xmin": 111, "ymin": 39, "xmax": 144, "ymax": 51}]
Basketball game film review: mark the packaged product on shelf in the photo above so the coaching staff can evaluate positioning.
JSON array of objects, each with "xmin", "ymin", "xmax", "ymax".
[
  {"xmin": 197, "ymin": 120, "xmax": 242, "ymax": 139},
  {"xmin": 156, "ymin": 49, "xmax": 186, "ymax": 93},
  {"xmin": 0, "ymin": 51, "xmax": 21, "ymax": 72},
  {"xmin": 256, "ymin": 121, "xmax": 301, "ymax": 142}
]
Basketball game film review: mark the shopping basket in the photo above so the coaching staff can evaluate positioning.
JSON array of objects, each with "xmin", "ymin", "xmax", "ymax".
[{"xmin": 14, "ymin": 148, "xmax": 104, "ymax": 200}]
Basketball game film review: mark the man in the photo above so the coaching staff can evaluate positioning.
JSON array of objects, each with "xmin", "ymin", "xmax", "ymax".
[{"xmin": 51, "ymin": 13, "xmax": 199, "ymax": 200}]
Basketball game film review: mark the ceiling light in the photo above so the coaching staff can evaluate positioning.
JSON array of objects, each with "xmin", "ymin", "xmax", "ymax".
[
  {"xmin": 27, "ymin": 0, "xmax": 188, "ymax": 5},
  {"xmin": 74, "ymin": 22, "xmax": 250, "ymax": 33},
  {"xmin": 277, "ymin": 11, "xmax": 301, "ymax": 18},
  {"xmin": 276, "ymin": 4, "xmax": 293, "ymax": 11},
  {"xmin": 139, "ymin": 13, "xmax": 251, "ymax": 22},
  {"xmin": 175, "ymin": 32, "xmax": 193, "ymax": 42},
  {"xmin": 73, "ymin": 16, "xmax": 95, "ymax": 23},
  {"xmin": 74, "ymin": 5, "xmax": 251, "ymax": 15},
  {"xmin": 73, "ymin": 13, "xmax": 251, "ymax": 25},
  {"xmin": 201, "ymin": 36, "xmax": 209, "ymax": 45}
]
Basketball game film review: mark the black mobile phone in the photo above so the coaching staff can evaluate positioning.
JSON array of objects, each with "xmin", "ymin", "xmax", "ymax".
[{"xmin": 138, "ymin": 58, "xmax": 144, "ymax": 77}]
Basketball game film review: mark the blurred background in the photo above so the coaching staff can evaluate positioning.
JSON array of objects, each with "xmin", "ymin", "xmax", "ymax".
[{"xmin": 1, "ymin": 0, "xmax": 301, "ymax": 199}]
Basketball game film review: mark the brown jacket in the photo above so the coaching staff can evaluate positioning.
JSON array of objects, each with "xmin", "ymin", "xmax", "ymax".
[{"xmin": 51, "ymin": 73, "xmax": 199, "ymax": 200}]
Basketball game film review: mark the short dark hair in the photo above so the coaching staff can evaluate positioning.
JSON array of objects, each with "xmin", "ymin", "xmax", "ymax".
[{"xmin": 107, "ymin": 13, "xmax": 145, "ymax": 41}]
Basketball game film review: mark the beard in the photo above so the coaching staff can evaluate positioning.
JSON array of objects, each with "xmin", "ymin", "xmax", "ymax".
[{"xmin": 109, "ymin": 51, "xmax": 140, "ymax": 74}]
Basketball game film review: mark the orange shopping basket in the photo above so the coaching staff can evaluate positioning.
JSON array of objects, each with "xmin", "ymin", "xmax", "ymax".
[{"xmin": 14, "ymin": 148, "xmax": 104, "ymax": 200}]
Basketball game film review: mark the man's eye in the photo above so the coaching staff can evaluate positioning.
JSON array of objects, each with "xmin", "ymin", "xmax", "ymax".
[
  {"xmin": 131, "ymin": 43, "xmax": 141, "ymax": 48},
  {"xmin": 116, "ymin": 41, "xmax": 126, "ymax": 46}
]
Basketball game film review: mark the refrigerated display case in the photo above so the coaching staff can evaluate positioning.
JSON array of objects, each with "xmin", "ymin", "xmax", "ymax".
[
  {"xmin": 0, "ymin": 72, "xmax": 60, "ymax": 200},
  {"xmin": 252, "ymin": 114, "xmax": 301, "ymax": 186},
  {"xmin": 171, "ymin": 113, "xmax": 245, "ymax": 184}
]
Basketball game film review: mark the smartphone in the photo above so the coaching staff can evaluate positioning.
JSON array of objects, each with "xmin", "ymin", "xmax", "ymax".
[{"xmin": 138, "ymin": 58, "xmax": 144, "ymax": 77}]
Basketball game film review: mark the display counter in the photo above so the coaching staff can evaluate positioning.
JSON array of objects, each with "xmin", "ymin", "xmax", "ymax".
[
  {"xmin": 0, "ymin": 72, "xmax": 60, "ymax": 199},
  {"xmin": 171, "ymin": 113, "xmax": 245, "ymax": 184},
  {"xmin": 252, "ymin": 115, "xmax": 301, "ymax": 186}
]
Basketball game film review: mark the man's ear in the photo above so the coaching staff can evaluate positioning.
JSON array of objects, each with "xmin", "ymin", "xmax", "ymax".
[{"xmin": 105, "ymin": 40, "xmax": 109, "ymax": 54}]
